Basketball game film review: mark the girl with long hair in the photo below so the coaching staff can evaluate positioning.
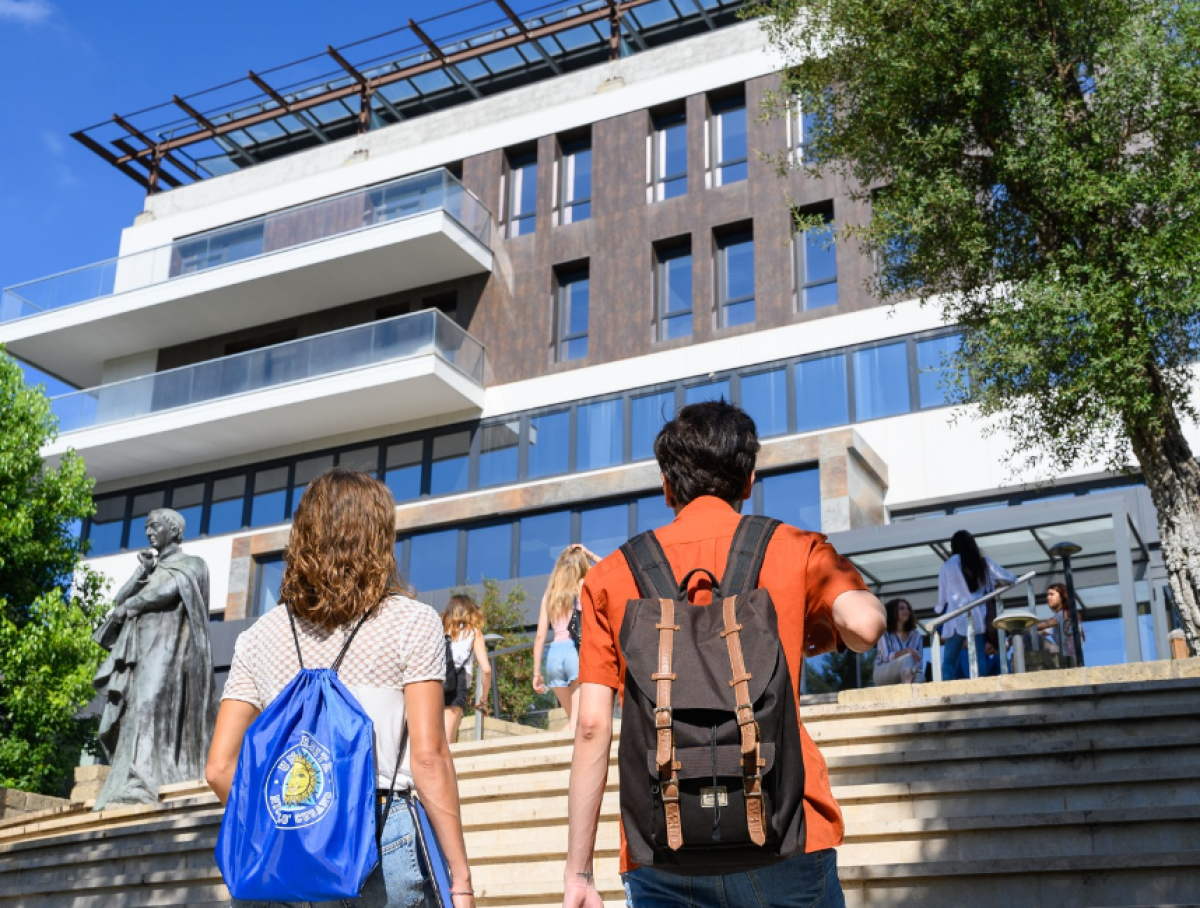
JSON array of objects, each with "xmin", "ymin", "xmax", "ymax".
[
  {"xmin": 1037, "ymin": 582, "xmax": 1085, "ymax": 663},
  {"xmin": 874, "ymin": 598, "xmax": 925, "ymax": 685},
  {"xmin": 441, "ymin": 594, "xmax": 492, "ymax": 744},
  {"xmin": 207, "ymin": 468, "xmax": 475, "ymax": 907},
  {"xmin": 934, "ymin": 529, "xmax": 1017, "ymax": 681},
  {"xmin": 532, "ymin": 543, "xmax": 598, "ymax": 734}
]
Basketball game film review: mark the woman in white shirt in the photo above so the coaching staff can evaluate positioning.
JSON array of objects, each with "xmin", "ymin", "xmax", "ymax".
[
  {"xmin": 206, "ymin": 468, "xmax": 476, "ymax": 907},
  {"xmin": 442, "ymin": 594, "xmax": 492, "ymax": 744},
  {"xmin": 935, "ymin": 530, "xmax": 1016, "ymax": 681},
  {"xmin": 874, "ymin": 598, "xmax": 925, "ymax": 685}
]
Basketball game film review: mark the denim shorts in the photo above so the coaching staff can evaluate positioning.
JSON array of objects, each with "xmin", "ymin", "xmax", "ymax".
[
  {"xmin": 544, "ymin": 640, "xmax": 579, "ymax": 688},
  {"xmin": 622, "ymin": 848, "xmax": 844, "ymax": 908},
  {"xmin": 230, "ymin": 795, "xmax": 430, "ymax": 908}
]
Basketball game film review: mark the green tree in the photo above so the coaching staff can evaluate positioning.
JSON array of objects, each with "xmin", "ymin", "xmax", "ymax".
[
  {"xmin": 754, "ymin": 0, "xmax": 1200, "ymax": 651},
  {"xmin": 0, "ymin": 347, "xmax": 105, "ymax": 795}
]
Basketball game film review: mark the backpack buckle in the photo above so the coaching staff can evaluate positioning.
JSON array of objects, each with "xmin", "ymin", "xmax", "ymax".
[{"xmin": 654, "ymin": 705, "xmax": 673, "ymax": 728}]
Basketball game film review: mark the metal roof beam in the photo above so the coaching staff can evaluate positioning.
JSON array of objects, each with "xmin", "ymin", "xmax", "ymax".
[
  {"xmin": 687, "ymin": 0, "xmax": 717, "ymax": 30},
  {"xmin": 248, "ymin": 70, "xmax": 332, "ymax": 144},
  {"xmin": 495, "ymin": 0, "xmax": 563, "ymax": 75},
  {"xmin": 170, "ymin": 96, "xmax": 259, "ymax": 165},
  {"xmin": 408, "ymin": 19, "xmax": 483, "ymax": 100},
  {"xmin": 110, "ymin": 113, "xmax": 203, "ymax": 182},
  {"xmin": 70, "ymin": 129, "xmax": 152, "ymax": 191},
  {"xmin": 111, "ymin": 138, "xmax": 183, "ymax": 188}
]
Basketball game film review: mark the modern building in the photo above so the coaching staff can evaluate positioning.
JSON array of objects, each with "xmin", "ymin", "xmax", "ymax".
[{"xmin": 1, "ymin": 0, "xmax": 1188, "ymax": 688}]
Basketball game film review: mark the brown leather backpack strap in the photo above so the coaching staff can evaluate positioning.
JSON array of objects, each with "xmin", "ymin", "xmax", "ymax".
[
  {"xmin": 652, "ymin": 597, "xmax": 683, "ymax": 850},
  {"xmin": 721, "ymin": 595, "xmax": 766, "ymax": 846}
]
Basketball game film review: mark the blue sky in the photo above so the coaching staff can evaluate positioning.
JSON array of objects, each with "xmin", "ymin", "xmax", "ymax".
[{"xmin": 0, "ymin": 0, "xmax": 492, "ymax": 394}]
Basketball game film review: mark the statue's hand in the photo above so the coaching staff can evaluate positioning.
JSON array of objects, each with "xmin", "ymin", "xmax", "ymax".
[{"xmin": 136, "ymin": 548, "xmax": 158, "ymax": 576}]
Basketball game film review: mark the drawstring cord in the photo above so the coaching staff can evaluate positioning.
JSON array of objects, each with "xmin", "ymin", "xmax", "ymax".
[{"xmin": 711, "ymin": 725, "xmax": 722, "ymax": 842}]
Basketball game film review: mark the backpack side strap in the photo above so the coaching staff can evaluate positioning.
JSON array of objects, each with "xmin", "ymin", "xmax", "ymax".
[
  {"xmin": 620, "ymin": 531, "xmax": 678, "ymax": 600},
  {"xmin": 720, "ymin": 516, "xmax": 782, "ymax": 598},
  {"xmin": 653, "ymin": 597, "xmax": 684, "ymax": 851},
  {"xmin": 720, "ymin": 595, "xmax": 767, "ymax": 847}
]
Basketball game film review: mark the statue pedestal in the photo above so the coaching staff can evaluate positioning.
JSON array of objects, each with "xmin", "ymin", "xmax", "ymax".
[{"xmin": 70, "ymin": 765, "xmax": 110, "ymax": 804}]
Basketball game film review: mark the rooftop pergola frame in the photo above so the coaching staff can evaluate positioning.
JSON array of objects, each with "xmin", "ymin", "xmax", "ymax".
[{"xmin": 73, "ymin": 0, "xmax": 749, "ymax": 194}]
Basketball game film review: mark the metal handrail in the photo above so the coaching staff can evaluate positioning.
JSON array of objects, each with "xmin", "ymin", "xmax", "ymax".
[
  {"xmin": 923, "ymin": 571, "xmax": 1038, "ymax": 681},
  {"xmin": 472, "ymin": 639, "xmax": 535, "ymax": 741}
]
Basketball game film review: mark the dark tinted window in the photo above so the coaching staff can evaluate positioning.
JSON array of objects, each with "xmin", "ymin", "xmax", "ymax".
[
  {"xmin": 408, "ymin": 528, "xmax": 459, "ymax": 593},
  {"xmin": 465, "ymin": 523, "xmax": 512, "ymax": 583},
  {"xmin": 519, "ymin": 511, "xmax": 572, "ymax": 577}
]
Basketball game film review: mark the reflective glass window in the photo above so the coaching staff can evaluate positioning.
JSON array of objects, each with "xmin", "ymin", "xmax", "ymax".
[
  {"xmin": 577, "ymin": 398, "xmax": 623, "ymax": 471},
  {"xmin": 656, "ymin": 242, "xmax": 692, "ymax": 341},
  {"xmin": 254, "ymin": 555, "xmax": 286, "ymax": 617},
  {"xmin": 685, "ymin": 380, "xmax": 730, "ymax": 406},
  {"xmin": 580, "ymin": 503, "xmax": 629, "ymax": 558},
  {"xmin": 636, "ymin": 493, "xmax": 675, "ymax": 535},
  {"xmin": 760, "ymin": 469, "xmax": 821, "ymax": 532},
  {"xmin": 712, "ymin": 97, "xmax": 748, "ymax": 185},
  {"xmin": 560, "ymin": 138, "xmax": 591, "ymax": 224},
  {"xmin": 339, "ymin": 445, "xmax": 381, "ymax": 476},
  {"xmin": 507, "ymin": 151, "xmax": 537, "ymax": 237},
  {"xmin": 88, "ymin": 495, "xmax": 127, "ymax": 556},
  {"xmin": 800, "ymin": 215, "xmax": 838, "ymax": 310},
  {"xmin": 430, "ymin": 432, "xmax": 470, "ymax": 495},
  {"xmin": 290, "ymin": 455, "xmax": 333, "ymax": 515},
  {"xmin": 795, "ymin": 355, "xmax": 849, "ymax": 432},
  {"xmin": 653, "ymin": 110, "xmax": 687, "ymax": 201},
  {"xmin": 128, "ymin": 490, "xmax": 166, "ymax": 549},
  {"xmin": 169, "ymin": 483, "xmax": 205, "ymax": 541},
  {"xmin": 408, "ymin": 528, "xmax": 459, "ymax": 593},
  {"xmin": 519, "ymin": 511, "xmax": 572, "ymax": 578},
  {"xmin": 853, "ymin": 342, "xmax": 911, "ymax": 420},
  {"xmin": 528, "ymin": 410, "xmax": 570, "ymax": 478},
  {"xmin": 479, "ymin": 421, "xmax": 520, "ymax": 488},
  {"xmin": 250, "ymin": 467, "xmax": 289, "ymax": 527},
  {"xmin": 465, "ymin": 523, "xmax": 513, "ymax": 583},
  {"xmin": 717, "ymin": 231, "xmax": 754, "ymax": 327},
  {"xmin": 632, "ymin": 391, "xmax": 674, "ymax": 462},
  {"xmin": 558, "ymin": 269, "xmax": 589, "ymax": 362},
  {"xmin": 208, "ymin": 475, "xmax": 247, "ymax": 535},
  {"xmin": 917, "ymin": 334, "xmax": 962, "ymax": 408},
  {"xmin": 740, "ymin": 369, "xmax": 788, "ymax": 438},
  {"xmin": 384, "ymin": 441, "xmax": 422, "ymax": 502}
]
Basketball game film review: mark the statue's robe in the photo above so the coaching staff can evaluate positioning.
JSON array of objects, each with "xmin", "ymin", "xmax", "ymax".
[{"xmin": 92, "ymin": 550, "xmax": 217, "ymax": 810}]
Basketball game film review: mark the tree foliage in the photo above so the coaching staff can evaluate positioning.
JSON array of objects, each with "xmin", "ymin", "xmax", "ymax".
[
  {"xmin": 0, "ymin": 347, "xmax": 104, "ymax": 795},
  {"xmin": 754, "ymin": 0, "xmax": 1200, "ymax": 647}
]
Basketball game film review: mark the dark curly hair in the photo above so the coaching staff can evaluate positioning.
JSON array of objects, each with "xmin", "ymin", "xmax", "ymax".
[
  {"xmin": 279, "ymin": 468, "xmax": 407, "ymax": 629},
  {"xmin": 654, "ymin": 400, "xmax": 760, "ymax": 508}
]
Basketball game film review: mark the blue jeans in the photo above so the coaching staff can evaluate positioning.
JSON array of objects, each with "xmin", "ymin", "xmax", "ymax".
[
  {"xmin": 941, "ymin": 633, "xmax": 989, "ymax": 681},
  {"xmin": 231, "ymin": 796, "xmax": 429, "ymax": 908},
  {"xmin": 622, "ymin": 848, "xmax": 844, "ymax": 908}
]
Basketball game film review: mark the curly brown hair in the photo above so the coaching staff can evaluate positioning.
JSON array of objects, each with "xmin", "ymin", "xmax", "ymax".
[{"xmin": 279, "ymin": 467, "xmax": 406, "ymax": 628}]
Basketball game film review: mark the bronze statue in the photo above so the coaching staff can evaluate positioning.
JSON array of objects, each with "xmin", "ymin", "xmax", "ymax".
[{"xmin": 92, "ymin": 508, "xmax": 217, "ymax": 810}]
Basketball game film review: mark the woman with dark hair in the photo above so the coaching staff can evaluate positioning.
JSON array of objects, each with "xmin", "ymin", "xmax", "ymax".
[
  {"xmin": 874, "ymin": 599, "xmax": 925, "ymax": 685},
  {"xmin": 206, "ymin": 468, "xmax": 476, "ymax": 907},
  {"xmin": 1037, "ymin": 582, "xmax": 1085, "ymax": 663},
  {"xmin": 935, "ymin": 529, "xmax": 1017, "ymax": 680}
]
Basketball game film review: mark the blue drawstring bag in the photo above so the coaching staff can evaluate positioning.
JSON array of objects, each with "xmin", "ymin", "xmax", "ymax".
[{"xmin": 215, "ymin": 606, "xmax": 382, "ymax": 901}]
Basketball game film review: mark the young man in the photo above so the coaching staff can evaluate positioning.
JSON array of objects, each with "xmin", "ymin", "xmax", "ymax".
[{"xmin": 562, "ymin": 401, "xmax": 885, "ymax": 908}]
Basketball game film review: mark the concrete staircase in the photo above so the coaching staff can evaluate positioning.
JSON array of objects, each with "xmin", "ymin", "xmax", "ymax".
[{"xmin": 0, "ymin": 660, "xmax": 1197, "ymax": 907}]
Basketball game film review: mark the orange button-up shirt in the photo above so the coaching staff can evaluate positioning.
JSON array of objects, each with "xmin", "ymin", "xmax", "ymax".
[{"xmin": 577, "ymin": 495, "xmax": 868, "ymax": 873}]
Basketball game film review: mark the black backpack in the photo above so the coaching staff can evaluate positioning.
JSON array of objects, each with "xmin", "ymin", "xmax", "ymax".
[
  {"xmin": 443, "ymin": 635, "xmax": 459, "ymax": 696},
  {"xmin": 616, "ymin": 515, "xmax": 806, "ymax": 874}
]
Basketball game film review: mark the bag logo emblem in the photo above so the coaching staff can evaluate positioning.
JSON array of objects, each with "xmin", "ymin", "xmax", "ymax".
[{"xmin": 265, "ymin": 733, "xmax": 335, "ymax": 828}]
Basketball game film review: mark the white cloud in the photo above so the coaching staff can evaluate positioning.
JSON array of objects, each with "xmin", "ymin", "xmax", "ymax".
[{"xmin": 0, "ymin": 0, "xmax": 53, "ymax": 25}]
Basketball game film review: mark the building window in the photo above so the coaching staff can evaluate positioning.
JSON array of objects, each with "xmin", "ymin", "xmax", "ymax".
[
  {"xmin": 795, "ymin": 354, "xmax": 849, "ymax": 432},
  {"xmin": 792, "ymin": 102, "xmax": 819, "ymax": 163},
  {"xmin": 715, "ymin": 228, "xmax": 755, "ymax": 327},
  {"xmin": 853, "ymin": 342, "xmax": 911, "ymax": 420},
  {"xmin": 757, "ymin": 468, "xmax": 821, "ymax": 531},
  {"xmin": 580, "ymin": 502, "xmax": 629, "ymax": 558},
  {"xmin": 465, "ymin": 522, "xmax": 512, "ymax": 583},
  {"xmin": 741, "ymin": 368, "xmax": 788, "ymax": 438},
  {"xmin": 430, "ymin": 431, "xmax": 471, "ymax": 495},
  {"xmin": 253, "ymin": 554, "xmax": 286, "ymax": 617},
  {"xmin": 711, "ymin": 94, "xmax": 748, "ymax": 185},
  {"xmin": 479, "ymin": 421, "xmax": 521, "ymax": 488},
  {"xmin": 654, "ymin": 240, "xmax": 692, "ymax": 341},
  {"xmin": 518, "ymin": 510, "xmax": 571, "ymax": 577},
  {"xmin": 208, "ymin": 474, "xmax": 247, "ymax": 534},
  {"xmin": 169, "ymin": 482, "xmax": 205, "ymax": 539},
  {"xmin": 798, "ymin": 209, "xmax": 838, "ymax": 310},
  {"xmin": 556, "ymin": 266, "xmax": 590, "ymax": 362},
  {"xmin": 631, "ymin": 390, "xmax": 674, "ymax": 462},
  {"xmin": 505, "ymin": 150, "xmax": 537, "ymax": 237},
  {"xmin": 528, "ymin": 410, "xmax": 570, "ymax": 478},
  {"xmin": 250, "ymin": 467, "xmax": 289, "ymax": 527},
  {"xmin": 384, "ymin": 440, "xmax": 422, "ymax": 502},
  {"xmin": 558, "ymin": 136, "xmax": 591, "ymax": 224},
  {"xmin": 577, "ymin": 398, "xmax": 623, "ymax": 471},
  {"xmin": 88, "ymin": 495, "xmax": 128, "ymax": 556},
  {"xmin": 651, "ymin": 109, "xmax": 687, "ymax": 201},
  {"xmin": 917, "ymin": 333, "xmax": 963, "ymax": 408},
  {"xmin": 408, "ymin": 528, "xmax": 459, "ymax": 593},
  {"xmin": 685, "ymin": 379, "xmax": 730, "ymax": 406}
]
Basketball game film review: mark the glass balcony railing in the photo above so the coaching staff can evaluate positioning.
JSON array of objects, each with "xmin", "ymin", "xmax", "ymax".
[
  {"xmin": 50, "ymin": 308, "xmax": 484, "ymax": 434},
  {"xmin": 1, "ymin": 168, "xmax": 491, "ymax": 324}
]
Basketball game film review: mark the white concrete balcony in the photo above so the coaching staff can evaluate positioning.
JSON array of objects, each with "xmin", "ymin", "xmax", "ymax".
[
  {"xmin": 43, "ymin": 309, "xmax": 485, "ymax": 483},
  {"xmin": 0, "ymin": 168, "xmax": 492, "ymax": 387}
]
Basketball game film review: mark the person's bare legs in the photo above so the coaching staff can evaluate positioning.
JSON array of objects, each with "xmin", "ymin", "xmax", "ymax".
[
  {"xmin": 444, "ymin": 706, "xmax": 463, "ymax": 744},
  {"xmin": 552, "ymin": 682, "xmax": 581, "ymax": 734}
]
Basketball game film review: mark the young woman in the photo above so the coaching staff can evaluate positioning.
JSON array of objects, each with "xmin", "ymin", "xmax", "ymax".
[
  {"xmin": 206, "ymin": 468, "xmax": 475, "ymax": 908},
  {"xmin": 442, "ymin": 594, "xmax": 492, "ymax": 744},
  {"xmin": 1037, "ymin": 582, "xmax": 1085, "ymax": 662},
  {"xmin": 935, "ymin": 529, "xmax": 1017, "ymax": 681},
  {"xmin": 874, "ymin": 598, "xmax": 925, "ymax": 685},
  {"xmin": 531, "ymin": 543, "xmax": 598, "ymax": 734}
]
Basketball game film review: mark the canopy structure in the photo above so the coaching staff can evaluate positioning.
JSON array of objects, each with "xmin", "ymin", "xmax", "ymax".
[
  {"xmin": 73, "ymin": 0, "xmax": 750, "ymax": 193},
  {"xmin": 830, "ymin": 488, "xmax": 1173, "ymax": 667}
]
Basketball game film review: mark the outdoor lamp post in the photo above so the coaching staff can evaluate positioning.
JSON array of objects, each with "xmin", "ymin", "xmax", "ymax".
[{"xmin": 1048, "ymin": 541, "xmax": 1086, "ymax": 668}]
